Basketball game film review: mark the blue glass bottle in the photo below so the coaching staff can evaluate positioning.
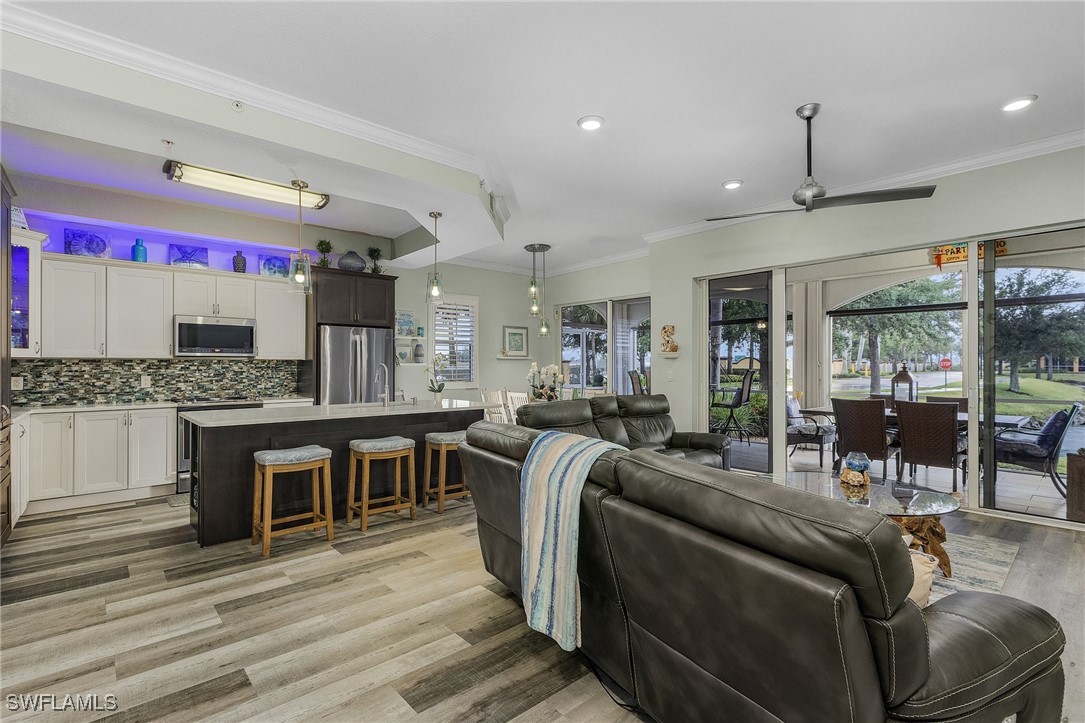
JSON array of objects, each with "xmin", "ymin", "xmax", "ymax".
[{"xmin": 131, "ymin": 238, "xmax": 147, "ymax": 263}]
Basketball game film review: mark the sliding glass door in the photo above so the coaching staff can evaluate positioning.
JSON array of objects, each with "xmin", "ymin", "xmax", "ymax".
[
  {"xmin": 561, "ymin": 304, "xmax": 607, "ymax": 395},
  {"xmin": 708, "ymin": 272, "xmax": 773, "ymax": 473},
  {"xmin": 612, "ymin": 297, "xmax": 651, "ymax": 394}
]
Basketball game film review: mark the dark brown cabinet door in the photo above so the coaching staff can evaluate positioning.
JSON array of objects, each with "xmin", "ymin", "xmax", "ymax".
[
  {"xmin": 314, "ymin": 271, "xmax": 356, "ymax": 325},
  {"xmin": 354, "ymin": 276, "xmax": 395, "ymax": 327}
]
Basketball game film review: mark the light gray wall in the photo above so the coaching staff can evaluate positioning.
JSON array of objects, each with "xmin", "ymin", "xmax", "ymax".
[
  {"xmin": 388, "ymin": 262, "xmax": 545, "ymax": 403},
  {"xmin": 546, "ymin": 147, "xmax": 1085, "ymax": 428}
]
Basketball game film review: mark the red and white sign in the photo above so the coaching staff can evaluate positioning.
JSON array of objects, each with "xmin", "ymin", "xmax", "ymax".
[{"xmin": 939, "ymin": 358, "xmax": 953, "ymax": 370}]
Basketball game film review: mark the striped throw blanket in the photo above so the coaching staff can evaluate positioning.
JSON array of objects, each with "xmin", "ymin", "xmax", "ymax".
[{"xmin": 520, "ymin": 430, "xmax": 623, "ymax": 651}]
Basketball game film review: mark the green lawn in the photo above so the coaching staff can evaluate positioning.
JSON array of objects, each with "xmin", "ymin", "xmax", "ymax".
[{"xmin": 832, "ymin": 377, "xmax": 1084, "ymax": 419}]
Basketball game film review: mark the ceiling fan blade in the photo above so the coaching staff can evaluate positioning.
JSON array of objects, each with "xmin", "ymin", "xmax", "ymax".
[
  {"xmin": 705, "ymin": 208, "xmax": 803, "ymax": 222},
  {"xmin": 811, "ymin": 185, "xmax": 936, "ymax": 210}
]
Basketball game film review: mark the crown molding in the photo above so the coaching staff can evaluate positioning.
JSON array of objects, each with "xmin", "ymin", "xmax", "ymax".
[
  {"xmin": 2, "ymin": 5, "xmax": 493, "ymax": 182},
  {"xmin": 549, "ymin": 247, "xmax": 650, "ymax": 277},
  {"xmin": 644, "ymin": 131, "xmax": 1085, "ymax": 244},
  {"xmin": 443, "ymin": 256, "xmax": 531, "ymax": 275}
]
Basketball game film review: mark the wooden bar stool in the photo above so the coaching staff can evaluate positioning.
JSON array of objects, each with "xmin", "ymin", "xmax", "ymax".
[
  {"xmin": 252, "ymin": 445, "xmax": 334, "ymax": 557},
  {"xmin": 346, "ymin": 436, "xmax": 417, "ymax": 532},
  {"xmin": 423, "ymin": 430, "xmax": 469, "ymax": 513}
]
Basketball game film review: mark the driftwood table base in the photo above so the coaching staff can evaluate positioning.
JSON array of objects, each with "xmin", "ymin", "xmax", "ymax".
[{"xmin": 892, "ymin": 515, "xmax": 952, "ymax": 578}]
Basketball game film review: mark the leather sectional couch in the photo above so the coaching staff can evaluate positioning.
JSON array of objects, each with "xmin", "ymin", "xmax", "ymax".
[
  {"xmin": 459, "ymin": 420, "xmax": 1066, "ymax": 723},
  {"xmin": 516, "ymin": 394, "xmax": 729, "ymax": 469}
]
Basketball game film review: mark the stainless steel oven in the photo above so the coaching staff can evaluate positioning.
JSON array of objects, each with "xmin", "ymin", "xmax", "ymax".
[{"xmin": 177, "ymin": 399, "xmax": 262, "ymax": 493}]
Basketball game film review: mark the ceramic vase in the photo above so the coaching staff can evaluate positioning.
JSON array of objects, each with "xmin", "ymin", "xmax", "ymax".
[
  {"xmin": 232, "ymin": 251, "xmax": 247, "ymax": 273},
  {"xmin": 130, "ymin": 238, "xmax": 147, "ymax": 263},
  {"xmin": 337, "ymin": 250, "xmax": 367, "ymax": 272},
  {"xmin": 433, "ymin": 392, "xmax": 443, "ymax": 405}
]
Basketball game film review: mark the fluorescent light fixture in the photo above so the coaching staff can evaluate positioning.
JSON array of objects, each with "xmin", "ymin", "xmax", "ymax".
[
  {"xmin": 577, "ymin": 115, "xmax": 605, "ymax": 131},
  {"xmin": 722, "ymin": 180, "xmax": 744, "ymax": 190},
  {"xmin": 1001, "ymin": 95, "xmax": 1037, "ymax": 112},
  {"xmin": 164, "ymin": 160, "xmax": 329, "ymax": 209}
]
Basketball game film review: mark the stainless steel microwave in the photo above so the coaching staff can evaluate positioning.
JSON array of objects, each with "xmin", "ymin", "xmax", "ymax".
[{"xmin": 174, "ymin": 315, "xmax": 256, "ymax": 357}]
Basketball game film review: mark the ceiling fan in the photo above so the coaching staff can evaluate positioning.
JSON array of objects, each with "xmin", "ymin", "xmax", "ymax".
[{"xmin": 706, "ymin": 103, "xmax": 936, "ymax": 222}]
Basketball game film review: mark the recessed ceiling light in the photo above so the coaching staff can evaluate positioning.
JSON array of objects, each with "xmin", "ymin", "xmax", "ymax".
[
  {"xmin": 1001, "ymin": 95, "xmax": 1037, "ymax": 112},
  {"xmin": 577, "ymin": 115, "xmax": 605, "ymax": 131},
  {"xmin": 722, "ymin": 180, "xmax": 743, "ymax": 190}
]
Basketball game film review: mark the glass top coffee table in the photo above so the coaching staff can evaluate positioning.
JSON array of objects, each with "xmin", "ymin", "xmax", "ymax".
[{"xmin": 761, "ymin": 471, "xmax": 961, "ymax": 577}]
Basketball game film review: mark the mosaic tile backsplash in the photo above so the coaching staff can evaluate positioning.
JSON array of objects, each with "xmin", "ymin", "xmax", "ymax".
[{"xmin": 12, "ymin": 358, "xmax": 299, "ymax": 406}]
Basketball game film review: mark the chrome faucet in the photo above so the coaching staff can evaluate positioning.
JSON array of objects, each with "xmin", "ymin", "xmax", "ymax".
[{"xmin": 375, "ymin": 363, "xmax": 390, "ymax": 408}]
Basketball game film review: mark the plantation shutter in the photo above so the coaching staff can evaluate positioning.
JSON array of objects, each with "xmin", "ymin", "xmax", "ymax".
[{"xmin": 432, "ymin": 296, "xmax": 478, "ymax": 384}]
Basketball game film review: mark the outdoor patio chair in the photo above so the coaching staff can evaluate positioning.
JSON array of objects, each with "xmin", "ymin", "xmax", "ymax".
[
  {"xmin": 710, "ymin": 370, "xmax": 755, "ymax": 445},
  {"xmin": 895, "ymin": 400, "xmax": 967, "ymax": 492},
  {"xmin": 830, "ymin": 397, "xmax": 900, "ymax": 480},
  {"xmin": 627, "ymin": 370, "xmax": 646, "ymax": 395},
  {"xmin": 785, "ymin": 394, "xmax": 836, "ymax": 468},
  {"xmin": 926, "ymin": 395, "xmax": 969, "ymax": 412},
  {"xmin": 867, "ymin": 393, "xmax": 896, "ymax": 410},
  {"xmin": 994, "ymin": 402, "xmax": 1082, "ymax": 498}
]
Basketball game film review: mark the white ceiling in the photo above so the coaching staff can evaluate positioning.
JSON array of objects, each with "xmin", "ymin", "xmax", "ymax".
[{"xmin": 2, "ymin": 2, "xmax": 1083, "ymax": 274}]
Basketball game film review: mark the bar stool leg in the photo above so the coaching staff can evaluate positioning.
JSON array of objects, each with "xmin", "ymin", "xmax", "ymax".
[
  {"xmin": 394, "ymin": 454, "xmax": 402, "ymax": 515},
  {"xmin": 360, "ymin": 454, "xmax": 372, "ymax": 532},
  {"xmin": 322, "ymin": 458, "xmax": 334, "ymax": 541},
  {"xmin": 423, "ymin": 442, "xmax": 433, "ymax": 507},
  {"xmin": 408, "ymin": 449, "xmax": 417, "ymax": 520},
  {"xmin": 438, "ymin": 444, "xmax": 448, "ymax": 513},
  {"xmin": 261, "ymin": 467, "xmax": 274, "ymax": 557},
  {"xmin": 252, "ymin": 463, "xmax": 263, "ymax": 545},
  {"xmin": 311, "ymin": 465, "xmax": 320, "ymax": 524},
  {"xmin": 346, "ymin": 451, "xmax": 357, "ymax": 523}
]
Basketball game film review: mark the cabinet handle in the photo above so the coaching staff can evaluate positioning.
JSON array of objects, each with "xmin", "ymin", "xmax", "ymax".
[
  {"xmin": 99, "ymin": 342, "xmax": 105, "ymax": 355},
  {"xmin": 19, "ymin": 426, "xmax": 25, "ymax": 438},
  {"xmin": 68, "ymin": 416, "xmax": 73, "ymax": 429},
  {"xmin": 34, "ymin": 341, "xmax": 40, "ymax": 354},
  {"xmin": 169, "ymin": 344, "xmax": 173, "ymax": 355}
]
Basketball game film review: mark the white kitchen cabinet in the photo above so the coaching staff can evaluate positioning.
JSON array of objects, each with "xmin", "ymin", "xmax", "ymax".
[
  {"xmin": 106, "ymin": 267, "xmax": 174, "ymax": 358},
  {"xmin": 128, "ymin": 408, "xmax": 176, "ymax": 488},
  {"xmin": 11, "ymin": 420, "xmax": 30, "ymax": 526},
  {"xmin": 42, "ymin": 260, "xmax": 106, "ymax": 358},
  {"xmin": 29, "ymin": 413, "xmax": 74, "ymax": 500},
  {"xmin": 27, "ymin": 407, "xmax": 177, "ymax": 502},
  {"xmin": 74, "ymin": 410, "xmax": 128, "ymax": 495},
  {"xmin": 174, "ymin": 273, "xmax": 255, "ymax": 318},
  {"xmin": 255, "ymin": 281, "xmax": 306, "ymax": 359},
  {"xmin": 11, "ymin": 228, "xmax": 45, "ymax": 358}
]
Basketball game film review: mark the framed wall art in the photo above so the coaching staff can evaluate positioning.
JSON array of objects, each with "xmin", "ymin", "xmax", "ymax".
[{"xmin": 502, "ymin": 325, "xmax": 529, "ymax": 358}]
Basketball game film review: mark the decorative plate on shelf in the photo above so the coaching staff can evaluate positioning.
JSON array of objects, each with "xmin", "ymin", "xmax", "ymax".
[
  {"xmin": 169, "ymin": 244, "xmax": 210, "ymax": 268},
  {"xmin": 64, "ymin": 228, "xmax": 112, "ymax": 258},
  {"xmin": 259, "ymin": 255, "xmax": 289, "ymax": 278}
]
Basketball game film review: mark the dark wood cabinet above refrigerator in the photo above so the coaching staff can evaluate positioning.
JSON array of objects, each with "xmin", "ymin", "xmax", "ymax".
[{"xmin": 312, "ymin": 267, "xmax": 396, "ymax": 327}]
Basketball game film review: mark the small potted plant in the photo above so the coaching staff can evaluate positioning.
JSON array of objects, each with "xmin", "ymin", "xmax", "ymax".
[
  {"xmin": 315, "ymin": 239, "xmax": 333, "ymax": 267},
  {"xmin": 366, "ymin": 246, "xmax": 384, "ymax": 275},
  {"xmin": 425, "ymin": 353, "xmax": 448, "ymax": 403}
]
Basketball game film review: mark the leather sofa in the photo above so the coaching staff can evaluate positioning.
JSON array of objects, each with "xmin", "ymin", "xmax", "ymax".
[
  {"xmin": 516, "ymin": 394, "xmax": 729, "ymax": 469},
  {"xmin": 460, "ymin": 420, "xmax": 1066, "ymax": 723}
]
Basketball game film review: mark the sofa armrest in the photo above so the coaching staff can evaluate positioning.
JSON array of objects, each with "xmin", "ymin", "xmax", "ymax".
[
  {"xmin": 671, "ymin": 431, "xmax": 728, "ymax": 454},
  {"xmin": 670, "ymin": 431, "xmax": 730, "ymax": 469},
  {"xmin": 890, "ymin": 592, "xmax": 1065, "ymax": 721}
]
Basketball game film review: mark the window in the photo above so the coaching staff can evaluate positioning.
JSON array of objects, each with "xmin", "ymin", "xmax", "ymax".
[{"xmin": 430, "ymin": 294, "xmax": 479, "ymax": 387}]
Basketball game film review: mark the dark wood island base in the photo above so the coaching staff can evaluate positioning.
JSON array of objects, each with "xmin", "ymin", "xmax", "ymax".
[{"xmin": 185, "ymin": 404, "xmax": 484, "ymax": 546}]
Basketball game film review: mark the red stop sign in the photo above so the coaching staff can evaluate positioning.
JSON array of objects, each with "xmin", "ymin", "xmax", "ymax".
[{"xmin": 939, "ymin": 358, "xmax": 953, "ymax": 370}]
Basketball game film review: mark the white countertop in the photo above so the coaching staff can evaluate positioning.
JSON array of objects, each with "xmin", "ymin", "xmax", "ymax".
[
  {"xmin": 11, "ymin": 397, "xmax": 313, "ymax": 424},
  {"xmin": 180, "ymin": 399, "xmax": 488, "ymax": 427}
]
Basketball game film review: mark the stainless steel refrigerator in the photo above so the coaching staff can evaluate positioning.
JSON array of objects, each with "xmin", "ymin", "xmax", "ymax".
[{"xmin": 317, "ymin": 325, "xmax": 395, "ymax": 405}]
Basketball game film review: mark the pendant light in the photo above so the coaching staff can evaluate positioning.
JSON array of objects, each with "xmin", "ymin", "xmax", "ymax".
[
  {"xmin": 523, "ymin": 244, "xmax": 552, "ymax": 337},
  {"xmin": 288, "ymin": 180, "xmax": 313, "ymax": 293},
  {"xmin": 525, "ymin": 244, "xmax": 550, "ymax": 319},
  {"xmin": 426, "ymin": 211, "xmax": 445, "ymax": 304}
]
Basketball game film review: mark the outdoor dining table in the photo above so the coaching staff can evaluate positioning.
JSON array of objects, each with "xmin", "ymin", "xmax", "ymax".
[{"xmin": 799, "ymin": 404, "xmax": 1030, "ymax": 429}]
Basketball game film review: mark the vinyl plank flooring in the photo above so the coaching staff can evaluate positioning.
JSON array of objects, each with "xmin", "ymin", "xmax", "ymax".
[{"xmin": 4, "ymin": 495, "xmax": 1080, "ymax": 722}]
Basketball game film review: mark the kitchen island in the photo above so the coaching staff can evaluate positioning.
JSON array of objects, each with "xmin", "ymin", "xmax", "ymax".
[{"xmin": 181, "ymin": 400, "xmax": 486, "ymax": 546}]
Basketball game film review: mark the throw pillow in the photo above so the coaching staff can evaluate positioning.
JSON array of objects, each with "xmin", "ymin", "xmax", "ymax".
[
  {"xmin": 785, "ymin": 395, "xmax": 802, "ymax": 425},
  {"xmin": 907, "ymin": 549, "xmax": 939, "ymax": 608}
]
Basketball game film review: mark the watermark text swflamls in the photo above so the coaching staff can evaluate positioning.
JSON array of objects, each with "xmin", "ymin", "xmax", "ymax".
[{"xmin": 5, "ymin": 694, "xmax": 118, "ymax": 712}]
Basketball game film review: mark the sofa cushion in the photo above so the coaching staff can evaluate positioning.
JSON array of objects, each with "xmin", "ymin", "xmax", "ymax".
[
  {"xmin": 590, "ymin": 396, "xmax": 631, "ymax": 446},
  {"xmin": 617, "ymin": 394, "xmax": 676, "ymax": 446},
  {"xmin": 1035, "ymin": 409, "xmax": 1068, "ymax": 449},
  {"xmin": 614, "ymin": 449, "xmax": 913, "ymax": 619},
  {"xmin": 892, "ymin": 592, "xmax": 1065, "ymax": 720},
  {"xmin": 517, "ymin": 398, "xmax": 602, "ymax": 439},
  {"xmin": 658, "ymin": 447, "xmax": 726, "ymax": 469}
]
